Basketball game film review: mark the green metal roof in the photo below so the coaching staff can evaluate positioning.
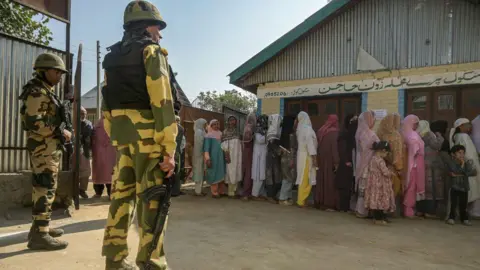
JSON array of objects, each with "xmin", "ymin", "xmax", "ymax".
[{"xmin": 228, "ymin": 0, "xmax": 353, "ymax": 85}]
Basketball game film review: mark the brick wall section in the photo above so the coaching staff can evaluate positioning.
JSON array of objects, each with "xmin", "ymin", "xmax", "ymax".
[{"xmin": 261, "ymin": 98, "xmax": 281, "ymax": 115}]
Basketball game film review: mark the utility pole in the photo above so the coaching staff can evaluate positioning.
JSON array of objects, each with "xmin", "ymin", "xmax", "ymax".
[{"xmin": 96, "ymin": 40, "xmax": 101, "ymax": 120}]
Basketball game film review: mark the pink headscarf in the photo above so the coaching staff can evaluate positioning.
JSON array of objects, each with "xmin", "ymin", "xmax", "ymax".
[
  {"xmin": 355, "ymin": 111, "xmax": 379, "ymax": 182},
  {"xmin": 402, "ymin": 114, "xmax": 425, "ymax": 190},
  {"xmin": 205, "ymin": 119, "xmax": 222, "ymax": 141},
  {"xmin": 316, "ymin": 114, "xmax": 339, "ymax": 144},
  {"xmin": 402, "ymin": 115, "xmax": 424, "ymax": 152}
]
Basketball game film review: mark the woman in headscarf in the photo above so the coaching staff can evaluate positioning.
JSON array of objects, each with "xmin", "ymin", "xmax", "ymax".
[
  {"xmin": 192, "ymin": 118, "xmax": 208, "ymax": 196},
  {"xmin": 315, "ymin": 114, "xmax": 340, "ymax": 211},
  {"xmin": 471, "ymin": 116, "xmax": 480, "ymax": 153},
  {"xmin": 252, "ymin": 114, "xmax": 269, "ymax": 199},
  {"xmin": 241, "ymin": 113, "xmax": 256, "ymax": 200},
  {"xmin": 376, "ymin": 113, "xmax": 404, "ymax": 214},
  {"xmin": 278, "ymin": 115, "xmax": 297, "ymax": 206},
  {"xmin": 335, "ymin": 114, "xmax": 358, "ymax": 212},
  {"xmin": 222, "ymin": 116, "xmax": 243, "ymax": 198},
  {"xmin": 415, "ymin": 120, "xmax": 445, "ymax": 218},
  {"xmin": 295, "ymin": 111, "xmax": 318, "ymax": 207},
  {"xmin": 92, "ymin": 117, "xmax": 116, "ymax": 199},
  {"xmin": 470, "ymin": 116, "xmax": 480, "ymax": 218},
  {"xmin": 450, "ymin": 118, "xmax": 480, "ymax": 218},
  {"xmin": 354, "ymin": 110, "xmax": 379, "ymax": 217},
  {"xmin": 402, "ymin": 114, "xmax": 425, "ymax": 218},
  {"xmin": 431, "ymin": 120, "xmax": 450, "ymax": 153},
  {"xmin": 265, "ymin": 114, "xmax": 283, "ymax": 203},
  {"xmin": 203, "ymin": 119, "xmax": 226, "ymax": 198}
]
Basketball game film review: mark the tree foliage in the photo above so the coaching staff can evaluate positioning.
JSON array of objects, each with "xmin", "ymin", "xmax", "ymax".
[
  {"xmin": 0, "ymin": 0, "xmax": 53, "ymax": 45},
  {"xmin": 195, "ymin": 89, "xmax": 257, "ymax": 114}
]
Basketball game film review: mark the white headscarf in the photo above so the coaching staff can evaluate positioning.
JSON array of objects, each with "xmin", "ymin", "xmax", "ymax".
[
  {"xmin": 449, "ymin": 118, "xmax": 470, "ymax": 147},
  {"xmin": 471, "ymin": 116, "xmax": 480, "ymax": 153},
  {"xmin": 416, "ymin": 120, "xmax": 431, "ymax": 138},
  {"xmin": 267, "ymin": 114, "xmax": 282, "ymax": 142}
]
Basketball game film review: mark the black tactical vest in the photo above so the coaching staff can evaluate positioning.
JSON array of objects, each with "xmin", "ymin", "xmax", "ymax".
[{"xmin": 102, "ymin": 39, "xmax": 155, "ymax": 110}]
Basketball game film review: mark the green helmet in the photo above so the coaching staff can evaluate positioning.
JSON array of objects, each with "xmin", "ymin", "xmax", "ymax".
[
  {"xmin": 34, "ymin": 53, "xmax": 68, "ymax": 73},
  {"xmin": 124, "ymin": 0, "xmax": 166, "ymax": 29}
]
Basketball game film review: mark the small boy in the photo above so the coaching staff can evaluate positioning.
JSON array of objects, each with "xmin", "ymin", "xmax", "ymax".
[{"xmin": 445, "ymin": 145, "xmax": 477, "ymax": 226}]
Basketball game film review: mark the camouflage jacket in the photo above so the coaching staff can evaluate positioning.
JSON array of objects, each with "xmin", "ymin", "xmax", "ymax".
[
  {"xmin": 19, "ymin": 76, "xmax": 63, "ymax": 151},
  {"xmin": 102, "ymin": 44, "xmax": 178, "ymax": 158}
]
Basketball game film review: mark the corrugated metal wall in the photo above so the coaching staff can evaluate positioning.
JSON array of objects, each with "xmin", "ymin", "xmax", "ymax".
[
  {"xmin": 242, "ymin": 0, "xmax": 480, "ymax": 87},
  {"xmin": 0, "ymin": 34, "xmax": 67, "ymax": 173}
]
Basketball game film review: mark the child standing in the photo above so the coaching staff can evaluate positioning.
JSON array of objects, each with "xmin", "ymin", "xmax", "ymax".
[
  {"xmin": 445, "ymin": 145, "xmax": 477, "ymax": 226},
  {"xmin": 364, "ymin": 141, "xmax": 396, "ymax": 225}
]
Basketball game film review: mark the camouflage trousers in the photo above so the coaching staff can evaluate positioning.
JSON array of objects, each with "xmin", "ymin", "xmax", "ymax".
[
  {"xmin": 102, "ymin": 141, "xmax": 168, "ymax": 270},
  {"xmin": 29, "ymin": 137, "xmax": 61, "ymax": 233}
]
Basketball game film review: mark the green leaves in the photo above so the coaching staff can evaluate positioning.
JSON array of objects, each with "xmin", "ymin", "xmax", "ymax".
[
  {"xmin": 0, "ymin": 0, "xmax": 53, "ymax": 45},
  {"xmin": 195, "ymin": 89, "xmax": 257, "ymax": 114}
]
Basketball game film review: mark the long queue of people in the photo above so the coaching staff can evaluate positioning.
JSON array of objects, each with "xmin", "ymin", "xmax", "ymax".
[{"xmin": 190, "ymin": 110, "xmax": 480, "ymax": 226}]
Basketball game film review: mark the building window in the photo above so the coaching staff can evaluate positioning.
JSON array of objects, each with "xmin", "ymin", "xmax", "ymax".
[
  {"xmin": 438, "ymin": 95, "xmax": 454, "ymax": 110},
  {"xmin": 307, "ymin": 103, "xmax": 318, "ymax": 116},
  {"xmin": 325, "ymin": 102, "xmax": 337, "ymax": 114},
  {"xmin": 412, "ymin": 95, "xmax": 427, "ymax": 111}
]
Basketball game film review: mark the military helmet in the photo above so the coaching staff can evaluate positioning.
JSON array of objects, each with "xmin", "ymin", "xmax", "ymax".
[
  {"xmin": 124, "ymin": 0, "xmax": 166, "ymax": 29},
  {"xmin": 34, "ymin": 53, "xmax": 68, "ymax": 73}
]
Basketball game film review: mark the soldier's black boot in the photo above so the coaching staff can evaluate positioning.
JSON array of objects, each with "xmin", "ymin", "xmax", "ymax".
[
  {"xmin": 105, "ymin": 258, "xmax": 136, "ymax": 270},
  {"xmin": 27, "ymin": 230, "xmax": 68, "ymax": 250},
  {"xmin": 28, "ymin": 227, "xmax": 64, "ymax": 240}
]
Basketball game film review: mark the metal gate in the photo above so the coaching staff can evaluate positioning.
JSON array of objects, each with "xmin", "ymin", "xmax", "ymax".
[{"xmin": 0, "ymin": 33, "xmax": 68, "ymax": 173}]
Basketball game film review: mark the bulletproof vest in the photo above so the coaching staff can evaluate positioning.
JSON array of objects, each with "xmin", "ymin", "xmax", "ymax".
[{"xmin": 102, "ymin": 39, "xmax": 155, "ymax": 110}]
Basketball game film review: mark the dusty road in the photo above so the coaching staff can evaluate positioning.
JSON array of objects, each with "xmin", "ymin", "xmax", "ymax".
[{"xmin": 1, "ymin": 191, "xmax": 480, "ymax": 270}]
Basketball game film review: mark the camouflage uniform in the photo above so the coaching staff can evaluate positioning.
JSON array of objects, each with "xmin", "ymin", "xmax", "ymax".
[
  {"xmin": 101, "ymin": 1, "xmax": 177, "ymax": 269},
  {"xmin": 19, "ymin": 53, "xmax": 69, "ymax": 250}
]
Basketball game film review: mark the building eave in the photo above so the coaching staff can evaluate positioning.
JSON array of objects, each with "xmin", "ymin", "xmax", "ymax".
[{"xmin": 228, "ymin": 0, "xmax": 354, "ymax": 86}]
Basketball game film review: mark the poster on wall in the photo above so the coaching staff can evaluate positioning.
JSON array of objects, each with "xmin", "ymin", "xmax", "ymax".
[{"xmin": 373, "ymin": 109, "xmax": 387, "ymax": 120}]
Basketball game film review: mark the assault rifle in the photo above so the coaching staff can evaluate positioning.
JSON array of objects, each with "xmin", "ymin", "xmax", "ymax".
[{"xmin": 141, "ymin": 174, "xmax": 174, "ymax": 270}]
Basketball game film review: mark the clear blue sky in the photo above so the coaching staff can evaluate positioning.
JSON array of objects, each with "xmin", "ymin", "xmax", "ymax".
[{"xmin": 47, "ymin": 0, "xmax": 327, "ymax": 100}]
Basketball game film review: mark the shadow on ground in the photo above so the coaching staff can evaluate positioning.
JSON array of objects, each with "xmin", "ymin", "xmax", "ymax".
[{"xmin": 0, "ymin": 218, "xmax": 106, "ymax": 257}]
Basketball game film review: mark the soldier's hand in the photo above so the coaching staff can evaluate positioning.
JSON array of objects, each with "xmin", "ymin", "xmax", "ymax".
[
  {"xmin": 160, "ymin": 156, "xmax": 175, "ymax": 178},
  {"xmin": 63, "ymin": 129, "xmax": 72, "ymax": 142}
]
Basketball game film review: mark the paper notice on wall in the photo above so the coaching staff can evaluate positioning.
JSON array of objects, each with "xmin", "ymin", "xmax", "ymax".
[{"xmin": 373, "ymin": 109, "xmax": 387, "ymax": 120}]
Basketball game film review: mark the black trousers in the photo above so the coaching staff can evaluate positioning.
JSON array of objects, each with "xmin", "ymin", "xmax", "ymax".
[
  {"xmin": 93, "ymin": 184, "xmax": 111, "ymax": 196},
  {"xmin": 337, "ymin": 189, "xmax": 351, "ymax": 212},
  {"xmin": 372, "ymin": 210, "xmax": 386, "ymax": 220},
  {"xmin": 449, "ymin": 189, "xmax": 468, "ymax": 221},
  {"xmin": 266, "ymin": 183, "xmax": 282, "ymax": 199}
]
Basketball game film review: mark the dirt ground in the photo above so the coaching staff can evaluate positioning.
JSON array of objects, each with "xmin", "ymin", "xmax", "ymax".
[{"xmin": 1, "ymin": 189, "xmax": 480, "ymax": 270}]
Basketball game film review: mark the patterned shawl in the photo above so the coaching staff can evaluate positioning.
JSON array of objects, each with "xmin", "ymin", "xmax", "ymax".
[
  {"xmin": 222, "ymin": 116, "xmax": 240, "ymax": 142},
  {"xmin": 256, "ymin": 114, "xmax": 269, "ymax": 135}
]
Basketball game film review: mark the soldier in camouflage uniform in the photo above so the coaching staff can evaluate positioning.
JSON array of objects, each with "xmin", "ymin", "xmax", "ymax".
[
  {"xmin": 19, "ymin": 53, "xmax": 70, "ymax": 250},
  {"xmin": 101, "ymin": 1, "xmax": 177, "ymax": 269}
]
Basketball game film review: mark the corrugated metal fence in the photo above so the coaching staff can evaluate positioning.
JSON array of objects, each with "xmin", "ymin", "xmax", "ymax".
[{"xmin": 0, "ymin": 33, "xmax": 67, "ymax": 173}]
